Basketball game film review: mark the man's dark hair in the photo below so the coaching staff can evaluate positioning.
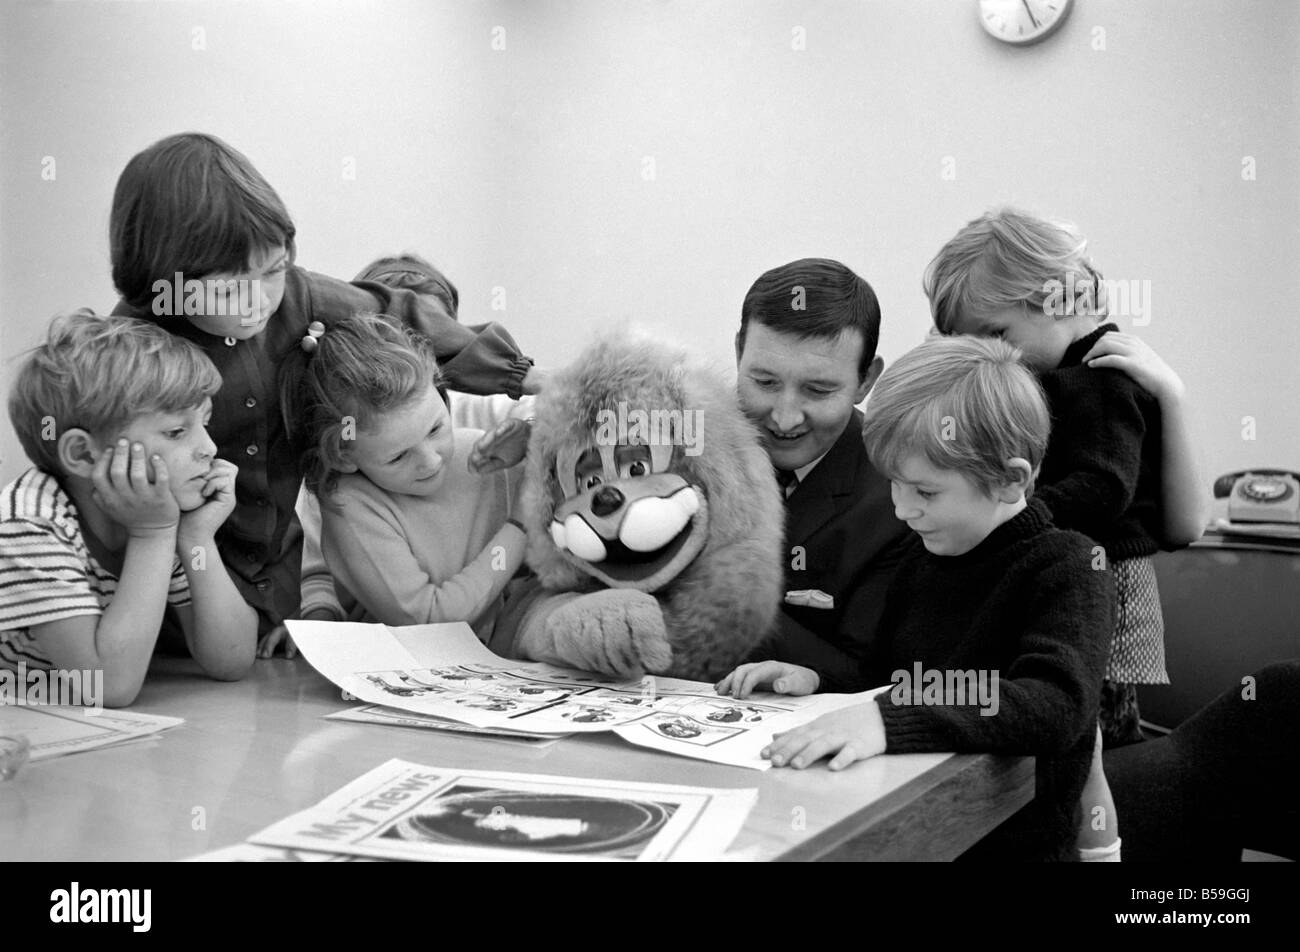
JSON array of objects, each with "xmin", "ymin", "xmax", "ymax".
[{"xmin": 738, "ymin": 258, "xmax": 881, "ymax": 380}]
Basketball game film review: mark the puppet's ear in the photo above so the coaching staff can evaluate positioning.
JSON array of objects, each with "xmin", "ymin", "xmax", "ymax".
[{"xmin": 555, "ymin": 445, "xmax": 582, "ymax": 499}]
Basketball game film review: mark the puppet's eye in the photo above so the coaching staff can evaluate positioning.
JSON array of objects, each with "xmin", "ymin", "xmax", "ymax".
[
  {"xmin": 583, "ymin": 474, "xmax": 604, "ymax": 490},
  {"xmin": 619, "ymin": 460, "xmax": 648, "ymax": 478}
]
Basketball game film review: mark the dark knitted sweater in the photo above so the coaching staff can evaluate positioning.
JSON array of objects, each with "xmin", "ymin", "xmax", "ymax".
[
  {"xmin": 1035, "ymin": 323, "xmax": 1164, "ymax": 560},
  {"xmin": 849, "ymin": 499, "xmax": 1114, "ymax": 861}
]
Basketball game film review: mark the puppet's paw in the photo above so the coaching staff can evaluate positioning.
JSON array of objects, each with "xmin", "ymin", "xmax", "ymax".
[{"xmin": 546, "ymin": 588, "xmax": 673, "ymax": 679}]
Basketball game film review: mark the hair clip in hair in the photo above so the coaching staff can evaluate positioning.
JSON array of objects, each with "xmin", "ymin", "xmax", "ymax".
[{"xmin": 300, "ymin": 321, "xmax": 325, "ymax": 353}]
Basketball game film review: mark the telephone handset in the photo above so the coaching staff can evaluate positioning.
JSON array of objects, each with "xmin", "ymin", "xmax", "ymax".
[{"xmin": 1213, "ymin": 469, "xmax": 1300, "ymax": 524}]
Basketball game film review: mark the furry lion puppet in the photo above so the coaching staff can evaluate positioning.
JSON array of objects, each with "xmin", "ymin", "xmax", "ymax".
[{"xmin": 490, "ymin": 335, "xmax": 784, "ymax": 681}]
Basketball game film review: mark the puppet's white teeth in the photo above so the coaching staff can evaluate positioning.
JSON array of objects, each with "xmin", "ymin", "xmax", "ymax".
[
  {"xmin": 620, "ymin": 487, "xmax": 700, "ymax": 552},
  {"xmin": 561, "ymin": 515, "xmax": 608, "ymax": 562}
]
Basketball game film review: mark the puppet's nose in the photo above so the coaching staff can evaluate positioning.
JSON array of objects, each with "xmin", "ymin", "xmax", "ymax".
[{"xmin": 591, "ymin": 485, "xmax": 625, "ymax": 517}]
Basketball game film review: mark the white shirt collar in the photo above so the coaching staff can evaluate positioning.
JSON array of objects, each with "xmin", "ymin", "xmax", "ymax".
[{"xmin": 794, "ymin": 451, "xmax": 830, "ymax": 485}]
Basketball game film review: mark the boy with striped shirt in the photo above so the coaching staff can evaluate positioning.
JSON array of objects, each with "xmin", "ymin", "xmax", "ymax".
[{"xmin": 1, "ymin": 312, "xmax": 255, "ymax": 706}]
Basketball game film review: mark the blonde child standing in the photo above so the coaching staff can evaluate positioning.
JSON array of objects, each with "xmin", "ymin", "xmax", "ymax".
[{"xmin": 923, "ymin": 208, "xmax": 1204, "ymax": 746}]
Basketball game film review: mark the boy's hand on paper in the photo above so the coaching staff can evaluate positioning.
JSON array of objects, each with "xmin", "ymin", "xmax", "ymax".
[
  {"xmin": 1083, "ymin": 332, "xmax": 1186, "ymax": 404},
  {"xmin": 716, "ymin": 662, "xmax": 819, "ymax": 698},
  {"xmin": 469, "ymin": 417, "xmax": 532, "ymax": 475},
  {"xmin": 91, "ymin": 440, "xmax": 180, "ymax": 537},
  {"xmin": 178, "ymin": 458, "xmax": 238, "ymax": 541},
  {"xmin": 762, "ymin": 701, "xmax": 887, "ymax": 771}
]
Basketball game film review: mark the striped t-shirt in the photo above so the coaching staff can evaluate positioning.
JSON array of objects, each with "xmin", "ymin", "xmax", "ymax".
[{"xmin": 0, "ymin": 467, "xmax": 191, "ymax": 670}]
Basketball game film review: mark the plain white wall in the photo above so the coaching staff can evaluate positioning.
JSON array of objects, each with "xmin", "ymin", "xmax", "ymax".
[{"xmin": 2, "ymin": 0, "xmax": 1297, "ymax": 490}]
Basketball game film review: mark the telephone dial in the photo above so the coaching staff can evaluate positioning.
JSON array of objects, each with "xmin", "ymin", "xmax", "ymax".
[{"xmin": 1213, "ymin": 469, "xmax": 1300, "ymax": 524}]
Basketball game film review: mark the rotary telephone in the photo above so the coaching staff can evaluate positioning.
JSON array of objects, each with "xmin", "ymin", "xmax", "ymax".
[{"xmin": 1213, "ymin": 469, "xmax": 1300, "ymax": 524}]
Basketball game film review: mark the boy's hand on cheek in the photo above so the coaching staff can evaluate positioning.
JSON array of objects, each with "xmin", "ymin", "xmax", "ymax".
[
  {"xmin": 91, "ymin": 440, "xmax": 180, "ymax": 536},
  {"xmin": 762, "ymin": 701, "xmax": 887, "ymax": 771},
  {"xmin": 178, "ymin": 459, "xmax": 238, "ymax": 541}
]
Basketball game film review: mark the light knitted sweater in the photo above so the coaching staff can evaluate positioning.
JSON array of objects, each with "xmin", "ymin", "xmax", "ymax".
[{"xmin": 319, "ymin": 428, "xmax": 524, "ymax": 641}]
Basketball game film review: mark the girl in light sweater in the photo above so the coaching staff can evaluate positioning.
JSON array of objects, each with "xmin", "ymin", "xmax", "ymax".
[{"xmin": 280, "ymin": 313, "xmax": 528, "ymax": 643}]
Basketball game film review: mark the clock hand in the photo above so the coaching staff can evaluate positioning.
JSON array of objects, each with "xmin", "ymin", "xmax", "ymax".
[{"xmin": 1021, "ymin": 0, "xmax": 1040, "ymax": 28}]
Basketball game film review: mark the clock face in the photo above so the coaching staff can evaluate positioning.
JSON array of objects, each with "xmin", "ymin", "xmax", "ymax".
[{"xmin": 979, "ymin": 0, "xmax": 1073, "ymax": 46}]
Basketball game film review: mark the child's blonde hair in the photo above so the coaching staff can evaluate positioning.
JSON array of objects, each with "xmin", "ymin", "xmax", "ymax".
[
  {"xmin": 862, "ymin": 336, "xmax": 1050, "ymax": 495},
  {"xmin": 7, "ymin": 311, "xmax": 222, "ymax": 473},
  {"xmin": 281, "ymin": 313, "xmax": 446, "ymax": 499},
  {"xmin": 924, "ymin": 207, "xmax": 1108, "ymax": 334}
]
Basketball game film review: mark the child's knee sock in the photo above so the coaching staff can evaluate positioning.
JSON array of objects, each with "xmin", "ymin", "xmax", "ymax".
[{"xmin": 1080, "ymin": 838, "xmax": 1123, "ymax": 862}]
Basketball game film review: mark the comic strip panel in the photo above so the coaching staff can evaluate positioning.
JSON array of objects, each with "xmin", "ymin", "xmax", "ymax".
[
  {"xmin": 640, "ymin": 715, "xmax": 743, "ymax": 747},
  {"xmin": 358, "ymin": 671, "xmax": 452, "ymax": 700},
  {"xmin": 676, "ymin": 698, "xmax": 788, "ymax": 725}
]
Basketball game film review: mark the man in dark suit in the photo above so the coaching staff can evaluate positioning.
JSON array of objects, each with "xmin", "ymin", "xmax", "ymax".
[{"xmin": 735, "ymin": 259, "xmax": 911, "ymax": 691}]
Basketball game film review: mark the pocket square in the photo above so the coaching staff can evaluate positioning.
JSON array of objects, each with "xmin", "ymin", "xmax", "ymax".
[{"xmin": 784, "ymin": 589, "xmax": 835, "ymax": 610}]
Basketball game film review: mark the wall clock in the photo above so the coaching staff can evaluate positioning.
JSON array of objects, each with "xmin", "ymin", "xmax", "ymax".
[{"xmin": 979, "ymin": 0, "xmax": 1074, "ymax": 46}]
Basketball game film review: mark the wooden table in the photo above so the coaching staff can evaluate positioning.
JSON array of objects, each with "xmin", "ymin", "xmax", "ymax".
[{"xmin": 0, "ymin": 658, "xmax": 1033, "ymax": 862}]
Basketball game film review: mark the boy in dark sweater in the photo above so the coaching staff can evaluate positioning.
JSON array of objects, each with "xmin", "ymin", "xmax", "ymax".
[
  {"xmin": 922, "ymin": 207, "xmax": 1201, "ymax": 750},
  {"xmin": 717, "ymin": 336, "xmax": 1114, "ymax": 861}
]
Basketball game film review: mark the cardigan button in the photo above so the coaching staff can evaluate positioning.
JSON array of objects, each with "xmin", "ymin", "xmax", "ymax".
[
  {"xmin": 224, "ymin": 337, "xmax": 237, "ymax": 347},
  {"xmin": 246, "ymin": 444, "xmax": 258, "ymax": 457},
  {"xmin": 245, "ymin": 396, "xmax": 257, "ymax": 409}
]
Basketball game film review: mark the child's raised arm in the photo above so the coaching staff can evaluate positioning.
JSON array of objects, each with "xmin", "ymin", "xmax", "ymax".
[
  {"xmin": 1083, "ymin": 332, "xmax": 1207, "ymax": 546},
  {"xmin": 313, "ymin": 271, "xmax": 538, "ymax": 398}
]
